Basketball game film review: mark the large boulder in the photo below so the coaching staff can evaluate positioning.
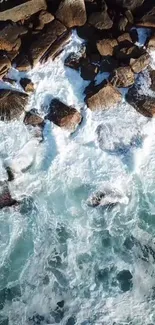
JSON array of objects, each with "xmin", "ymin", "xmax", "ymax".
[
  {"xmin": 0, "ymin": 0, "xmax": 47, "ymax": 22},
  {"xmin": 126, "ymin": 85, "xmax": 155, "ymax": 117},
  {"xmin": 130, "ymin": 53, "xmax": 150, "ymax": 73},
  {"xmin": 88, "ymin": 10, "xmax": 113, "ymax": 30},
  {"xmin": 97, "ymin": 38, "xmax": 118, "ymax": 56},
  {"xmin": 110, "ymin": 66, "xmax": 135, "ymax": 87},
  {"xmin": 28, "ymin": 20, "xmax": 67, "ymax": 66},
  {"xmin": 86, "ymin": 82, "xmax": 122, "ymax": 111},
  {"xmin": 0, "ymin": 23, "xmax": 26, "ymax": 53},
  {"xmin": 55, "ymin": 0, "xmax": 87, "ymax": 28},
  {"xmin": 46, "ymin": 99, "xmax": 82, "ymax": 133},
  {"xmin": 0, "ymin": 90, "xmax": 28, "ymax": 121}
]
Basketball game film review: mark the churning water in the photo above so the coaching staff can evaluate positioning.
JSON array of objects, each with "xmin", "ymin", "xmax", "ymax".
[{"xmin": 0, "ymin": 30, "xmax": 155, "ymax": 325}]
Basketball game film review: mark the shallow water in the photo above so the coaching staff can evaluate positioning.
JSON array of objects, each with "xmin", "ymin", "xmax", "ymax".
[{"xmin": 0, "ymin": 31, "xmax": 155, "ymax": 325}]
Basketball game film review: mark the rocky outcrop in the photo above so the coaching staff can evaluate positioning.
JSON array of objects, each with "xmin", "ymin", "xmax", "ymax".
[
  {"xmin": 46, "ymin": 99, "xmax": 82, "ymax": 133},
  {"xmin": 56, "ymin": 0, "xmax": 87, "ymax": 28},
  {"xmin": 28, "ymin": 20, "xmax": 67, "ymax": 66},
  {"xmin": 0, "ymin": 0, "xmax": 47, "ymax": 22},
  {"xmin": 86, "ymin": 83, "xmax": 122, "ymax": 111},
  {"xmin": 130, "ymin": 53, "xmax": 150, "ymax": 73},
  {"xmin": 0, "ymin": 90, "xmax": 28, "ymax": 121},
  {"xmin": 126, "ymin": 85, "xmax": 155, "ymax": 117},
  {"xmin": 20, "ymin": 78, "xmax": 35, "ymax": 93},
  {"xmin": 110, "ymin": 66, "xmax": 135, "ymax": 87},
  {"xmin": 97, "ymin": 39, "xmax": 118, "ymax": 56}
]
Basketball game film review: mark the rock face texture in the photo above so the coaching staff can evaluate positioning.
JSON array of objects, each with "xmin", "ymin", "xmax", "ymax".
[
  {"xmin": 46, "ymin": 99, "xmax": 82, "ymax": 132},
  {"xmin": 56, "ymin": 0, "xmax": 87, "ymax": 28},
  {"xmin": 126, "ymin": 86, "xmax": 155, "ymax": 117},
  {"xmin": 110, "ymin": 66, "xmax": 135, "ymax": 87},
  {"xmin": 86, "ymin": 83, "xmax": 122, "ymax": 111},
  {"xmin": 0, "ymin": 90, "xmax": 28, "ymax": 121},
  {"xmin": 0, "ymin": 0, "xmax": 47, "ymax": 22},
  {"xmin": 97, "ymin": 39, "xmax": 118, "ymax": 56},
  {"xmin": 130, "ymin": 53, "xmax": 150, "ymax": 73}
]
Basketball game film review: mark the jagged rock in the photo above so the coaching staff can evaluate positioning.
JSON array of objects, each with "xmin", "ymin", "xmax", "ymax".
[
  {"xmin": 40, "ymin": 31, "xmax": 71, "ymax": 62},
  {"xmin": 20, "ymin": 78, "xmax": 34, "ymax": 93},
  {"xmin": 117, "ymin": 33, "xmax": 132, "ymax": 43},
  {"xmin": 97, "ymin": 38, "xmax": 118, "ymax": 56},
  {"xmin": 0, "ymin": 0, "xmax": 47, "ymax": 22},
  {"xmin": 88, "ymin": 9, "xmax": 113, "ymax": 30},
  {"xmin": 126, "ymin": 85, "xmax": 155, "ymax": 117},
  {"xmin": 86, "ymin": 82, "xmax": 122, "ymax": 111},
  {"xmin": 130, "ymin": 53, "xmax": 150, "ymax": 73},
  {"xmin": 110, "ymin": 66, "xmax": 135, "ymax": 87},
  {"xmin": 136, "ymin": 6, "xmax": 155, "ymax": 28},
  {"xmin": 55, "ymin": 0, "xmax": 87, "ymax": 28},
  {"xmin": 14, "ymin": 54, "xmax": 31, "ymax": 72},
  {"xmin": 36, "ymin": 10, "xmax": 54, "ymax": 30},
  {"xmin": 0, "ymin": 23, "xmax": 26, "ymax": 52},
  {"xmin": 46, "ymin": 98, "xmax": 82, "ymax": 133},
  {"xmin": 0, "ymin": 55, "xmax": 11, "ymax": 79},
  {"xmin": 149, "ymin": 70, "xmax": 155, "ymax": 91},
  {"xmin": 147, "ymin": 34, "xmax": 155, "ymax": 50},
  {"xmin": 0, "ymin": 89, "xmax": 28, "ymax": 121},
  {"xmin": 28, "ymin": 20, "xmax": 67, "ymax": 66},
  {"xmin": 0, "ymin": 182, "xmax": 16, "ymax": 209},
  {"xmin": 24, "ymin": 111, "xmax": 44, "ymax": 127}
]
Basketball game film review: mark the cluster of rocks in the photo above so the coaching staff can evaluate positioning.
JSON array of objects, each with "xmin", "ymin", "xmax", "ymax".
[{"xmin": 1, "ymin": 0, "xmax": 155, "ymax": 209}]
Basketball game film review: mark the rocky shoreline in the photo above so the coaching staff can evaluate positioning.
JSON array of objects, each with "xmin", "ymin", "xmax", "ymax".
[{"xmin": 0, "ymin": 0, "xmax": 155, "ymax": 208}]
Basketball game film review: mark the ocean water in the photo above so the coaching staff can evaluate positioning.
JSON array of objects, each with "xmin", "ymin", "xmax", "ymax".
[{"xmin": 0, "ymin": 30, "xmax": 155, "ymax": 325}]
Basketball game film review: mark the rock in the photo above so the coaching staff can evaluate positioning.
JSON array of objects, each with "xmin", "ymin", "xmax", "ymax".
[
  {"xmin": 130, "ymin": 53, "xmax": 150, "ymax": 73},
  {"xmin": 0, "ymin": 0, "xmax": 47, "ymax": 22},
  {"xmin": 20, "ymin": 78, "xmax": 35, "ymax": 93},
  {"xmin": 55, "ymin": 0, "xmax": 87, "ymax": 28},
  {"xmin": 14, "ymin": 54, "xmax": 31, "ymax": 72},
  {"xmin": 126, "ymin": 85, "xmax": 155, "ymax": 117},
  {"xmin": 36, "ymin": 10, "xmax": 54, "ymax": 30},
  {"xmin": 76, "ymin": 23, "xmax": 99, "ymax": 42},
  {"xmin": 114, "ymin": 42, "xmax": 145, "ymax": 62},
  {"xmin": 87, "ymin": 187, "xmax": 126, "ymax": 207},
  {"xmin": 115, "ymin": 0, "xmax": 144, "ymax": 10},
  {"xmin": 3, "ymin": 77, "xmax": 16, "ymax": 85},
  {"xmin": 5, "ymin": 167, "xmax": 15, "ymax": 182},
  {"xmin": 0, "ymin": 89, "xmax": 28, "ymax": 121},
  {"xmin": 149, "ymin": 70, "xmax": 155, "ymax": 91},
  {"xmin": 80, "ymin": 58, "xmax": 99, "ymax": 80},
  {"xmin": 118, "ymin": 16, "xmax": 128, "ymax": 32},
  {"xmin": 147, "ymin": 34, "xmax": 155, "ymax": 51},
  {"xmin": 116, "ymin": 270, "xmax": 133, "ymax": 292},
  {"xmin": 97, "ymin": 38, "xmax": 118, "ymax": 56},
  {"xmin": 117, "ymin": 33, "xmax": 132, "ymax": 43},
  {"xmin": 0, "ymin": 182, "xmax": 17, "ymax": 209},
  {"xmin": 110, "ymin": 66, "xmax": 135, "ymax": 87},
  {"xmin": 28, "ymin": 20, "xmax": 67, "ymax": 66},
  {"xmin": 86, "ymin": 82, "xmax": 122, "ymax": 111},
  {"xmin": 136, "ymin": 6, "xmax": 155, "ymax": 28},
  {"xmin": 24, "ymin": 111, "xmax": 44, "ymax": 127},
  {"xmin": 40, "ymin": 31, "xmax": 71, "ymax": 62},
  {"xmin": 100, "ymin": 56, "xmax": 118, "ymax": 72},
  {"xmin": 46, "ymin": 99, "xmax": 82, "ymax": 133},
  {"xmin": 0, "ymin": 55, "xmax": 11, "ymax": 79},
  {"xmin": 66, "ymin": 317, "xmax": 76, "ymax": 325},
  {"xmin": 0, "ymin": 23, "xmax": 26, "ymax": 52},
  {"xmin": 64, "ymin": 46, "xmax": 86, "ymax": 70},
  {"xmin": 88, "ymin": 10, "xmax": 113, "ymax": 30}
]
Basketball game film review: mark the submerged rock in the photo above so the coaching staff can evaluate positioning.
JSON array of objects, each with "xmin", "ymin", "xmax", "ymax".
[
  {"xmin": 46, "ymin": 98, "xmax": 82, "ymax": 133},
  {"xmin": 24, "ymin": 111, "xmax": 44, "ymax": 127},
  {"xmin": 55, "ymin": 0, "xmax": 87, "ymax": 28},
  {"xmin": 20, "ymin": 78, "xmax": 35, "ymax": 93},
  {"xmin": 0, "ymin": 181, "xmax": 17, "ymax": 210},
  {"xmin": 86, "ymin": 82, "xmax": 122, "ymax": 111},
  {"xmin": 117, "ymin": 269, "xmax": 133, "ymax": 292},
  {"xmin": 0, "ymin": 89, "xmax": 28, "ymax": 121},
  {"xmin": 87, "ymin": 187, "xmax": 127, "ymax": 208}
]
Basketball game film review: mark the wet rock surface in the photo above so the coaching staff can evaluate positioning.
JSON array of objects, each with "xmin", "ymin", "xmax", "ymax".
[{"xmin": 0, "ymin": 89, "xmax": 28, "ymax": 121}]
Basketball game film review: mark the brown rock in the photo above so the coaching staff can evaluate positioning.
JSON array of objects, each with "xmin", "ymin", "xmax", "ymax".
[
  {"xmin": 15, "ymin": 54, "xmax": 31, "ymax": 72},
  {"xmin": 130, "ymin": 53, "xmax": 150, "ymax": 73},
  {"xmin": 29, "ymin": 20, "xmax": 67, "ymax": 66},
  {"xmin": 126, "ymin": 85, "xmax": 155, "ymax": 117},
  {"xmin": 136, "ymin": 6, "xmax": 155, "ymax": 28},
  {"xmin": 115, "ymin": 43, "xmax": 145, "ymax": 62},
  {"xmin": 20, "ymin": 78, "xmax": 34, "ymax": 93},
  {"xmin": 86, "ymin": 83, "xmax": 122, "ymax": 111},
  {"xmin": 0, "ymin": 23, "xmax": 26, "ymax": 52},
  {"xmin": 0, "ymin": 55, "xmax": 11, "ymax": 79},
  {"xmin": 0, "ymin": 89, "xmax": 28, "ymax": 121},
  {"xmin": 24, "ymin": 111, "xmax": 44, "ymax": 127},
  {"xmin": 46, "ymin": 98, "xmax": 82, "ymax": 133},
  {"xmin": 80, "ymin": 58, "xmax": 99, "ymax": 80},
  {"xmin": 118, "ymin": 16, "xmax": 128, "ymax": 32},
  {"xmin": 56, "ymin": 0, "xmax": 87, "ymax": 28},
  {"xmin": 147, "ymin": 34, "xmax": 155, "ymax": 51},
  {"xmin": 36, "ymin": 10, "xmax": 54, "ymax": 30},
  {"xmin": 115, "ymin": 0, "xmax": 144, "ymax": 10},
  {"xmin": 149, "ymin": 70, "xmax": 155, "ymax": 92},
  {"xmin": 40, "ymin": 31, "xmax": 71, "ymax": 62},
  {"xmin": 110, "ymin": 66, "xmax": 135, "ymax": 87},
  {"xmin": 0, "ymin": 0, "xmax": 47, "ymax": 22},
  {"xmin": 117, "ymin": 33, "xmax": 132, "ymax": 43},
  {"xmin": 97, "ymin": 39, "xmax": 118, "ymax": 56},
  {"xmin": 88, "ymin": 10, "xmax": 113, "ymax": 30},
  {"xmin": 64, "ymin": 48, "xmax": 86, "ymax": 70}
]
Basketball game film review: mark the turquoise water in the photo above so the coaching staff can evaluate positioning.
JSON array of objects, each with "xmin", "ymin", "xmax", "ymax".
[{"xmin": 0, "ymin": 32, "xmax": 155, "ymax": 325}]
